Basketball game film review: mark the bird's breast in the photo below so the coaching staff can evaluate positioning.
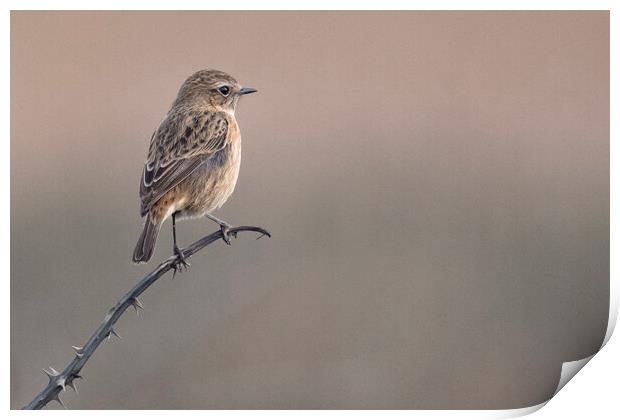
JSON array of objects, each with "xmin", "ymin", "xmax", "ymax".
[{"xmin": 180, "ymin": 132, "xmax": 241, "ymax": 217}]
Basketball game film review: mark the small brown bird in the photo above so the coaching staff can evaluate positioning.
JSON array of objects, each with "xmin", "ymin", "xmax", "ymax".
[{"xmin": 132, "ymin": 69, "xmax": 257, "ymax": 264}]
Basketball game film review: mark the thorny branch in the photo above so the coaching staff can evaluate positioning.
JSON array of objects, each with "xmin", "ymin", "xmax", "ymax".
[{"xmin": 22, "ymin": 225, "xmax": 270, "ymax": 410}]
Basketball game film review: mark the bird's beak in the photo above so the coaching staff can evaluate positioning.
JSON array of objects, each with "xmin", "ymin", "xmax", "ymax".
[{"xmin": 239, "ymin": 87, "xmax": 258, "ymax": 95}]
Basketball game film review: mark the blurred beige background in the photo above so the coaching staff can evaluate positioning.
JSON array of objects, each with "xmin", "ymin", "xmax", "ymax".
[{"xmin": 11, "ymin": 11, "xmax": 609, "ymax": 409}]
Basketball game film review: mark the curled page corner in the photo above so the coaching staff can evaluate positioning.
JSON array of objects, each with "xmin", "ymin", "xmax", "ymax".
[
  {"xmin": 553, "ymin": 355, "xmax": 595, "ymax": 397},
  {"xmin": 484, "ymin": 355, "xmax": 598, "ymax": 419},
  {"xmin": 549, "ymin": 275, "xmax": 618, "ymax": 398},
  {"xmin": 489, "ymin": 282, "xmax": 617, "ymax": 418}
]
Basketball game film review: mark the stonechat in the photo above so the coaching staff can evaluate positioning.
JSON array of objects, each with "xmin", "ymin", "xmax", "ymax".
[{"xmin": 132, "ymin": 69, "xmax": 257, "ymax": 264}]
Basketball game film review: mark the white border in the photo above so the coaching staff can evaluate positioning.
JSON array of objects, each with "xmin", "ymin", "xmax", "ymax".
[{"xmin": 4, "ymin": 2, "xmax": 616, "ymax": 418}]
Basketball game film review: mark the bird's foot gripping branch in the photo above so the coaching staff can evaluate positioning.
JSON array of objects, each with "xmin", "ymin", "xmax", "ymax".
[{"xmin": 23, "ymin": 225, "xmax": 270, "ymax": 410}]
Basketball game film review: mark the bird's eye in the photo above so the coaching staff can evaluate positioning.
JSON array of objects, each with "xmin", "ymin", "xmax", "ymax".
[{"xmin": 218, "ymin": 86, "xmax": 230, "ymax": 96}]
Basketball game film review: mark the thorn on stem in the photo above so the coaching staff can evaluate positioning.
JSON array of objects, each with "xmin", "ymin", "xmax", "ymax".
[
  {"xmin": 67, "ymin": 382, "xmax": 78, "ymax": 394},
  {"xmin": 42, "ymin": 367, "xmax": 59, "ymax": 381},
  {"xmin": 107, "ymin": 329, "xmax": 121, "ymax": 340},
  {"xmin": 66, "ymin": 377, "xmax": 79, "ymax": 394},
  {"xmin": 130, "ymin": 297, "xmax": 144, "ymax": 315},
  {"xmin": 71, "ymin": 345, "xmax": 84, "ymax": 358},
  {"xmin": 52, "ymin": 394, "xmax": 65, "ymax": 408}
]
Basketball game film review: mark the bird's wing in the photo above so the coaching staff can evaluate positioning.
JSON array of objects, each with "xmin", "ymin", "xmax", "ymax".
[{"xmin": 139, "ymin": 109, "xmax": 229, "ymax": 216}]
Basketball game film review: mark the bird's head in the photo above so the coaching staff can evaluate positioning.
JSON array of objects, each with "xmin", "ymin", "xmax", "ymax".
[{"xmin": 174, "ymin": 69, "xmax": 257, "ymax": 112}]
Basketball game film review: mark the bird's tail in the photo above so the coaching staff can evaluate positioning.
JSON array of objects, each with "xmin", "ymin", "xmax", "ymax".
[{"xmin": 132, "ymin": 216, "xmax": 161, "ymax": 264}]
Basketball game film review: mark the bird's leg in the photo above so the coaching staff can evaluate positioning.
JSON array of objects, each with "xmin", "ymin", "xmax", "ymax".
[
  {"xmin": 206, "ymin": 213, "xmax": 236, "ymax": 245},
  {"xmin": 171, "ymin": 212, "xmax": 189, "ymax": 272}
]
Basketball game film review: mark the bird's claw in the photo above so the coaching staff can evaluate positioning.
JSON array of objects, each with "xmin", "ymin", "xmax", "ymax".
[
  {"xmin": 220, "ymin": 224, "xmax": 236, "ymax": 245},
  {"xmin": 172, "ymin": 245, "xmax": 190, "ymax": 275}
]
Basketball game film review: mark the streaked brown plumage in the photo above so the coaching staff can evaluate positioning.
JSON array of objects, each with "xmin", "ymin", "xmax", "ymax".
[{"xmin": 133, "ymin": 69, "xmax": 257, "ymax": 264}]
